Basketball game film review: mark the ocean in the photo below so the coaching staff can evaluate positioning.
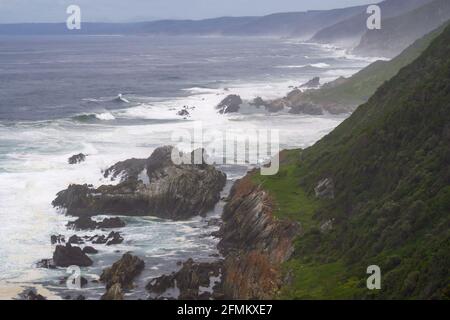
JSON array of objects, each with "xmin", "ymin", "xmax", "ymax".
[{"xmin": 0, "ymin": 35, "xmax": 373, "ymax": 299}]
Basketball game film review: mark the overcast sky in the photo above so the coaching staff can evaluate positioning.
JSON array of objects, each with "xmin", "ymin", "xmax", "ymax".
[{"xmin": 0, "ymin": 0, "xmax": 382, "ymax": 23}]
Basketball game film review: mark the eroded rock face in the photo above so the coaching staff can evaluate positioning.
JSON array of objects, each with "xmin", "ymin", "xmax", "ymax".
[
  {"xmin": 216, "ymin": 95, "xmax": 242, "ymax": 114},
  {"xmin": 52, "ymin": 243, "xmax": 93, "ymax": 267},
  {"xmin": 103, "ymin": 158, "xmax": 147, "ymax": 182},
  {"xmin": 100, "ymin": 253, "xmax": 144, "ymax": 290},
  {"xmin": 53, "ymin": 146, "xmax": 227, "ymax": 220},
  {"xmin": 216, "ymin": 174, "xmax": 300, "ymax": 299}
]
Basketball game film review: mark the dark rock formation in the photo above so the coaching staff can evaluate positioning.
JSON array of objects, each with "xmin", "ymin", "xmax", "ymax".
[
  {"xmin": 103, "ymin": 158, "xmax": 147, "ymax": 182},
  {"xmin": 98, "ymin": 217, "xmax": 126, "ymax": 229},
  {"xmin": 249, "ymin": 97, "xmax": 266, "ymax": 107},
  {"xmin": 50, "ymin": 234, "xmax": 65, "ymax": 245},
  {"xmin": 68, "ymin": 235, "xmax": 84, "ymax": 244},
  {"xmin": 68, "ymin": 153, "xmax": 86, "ymax": 165},
  {"xmin": 82, "ymin": 246, "xmax": 98, "ymax": 254},
  {"xmin": 67, "ymin": 216, "xmax": 126, "ymax": 230},
  {"xmin": 106, "ymin": 231, "xmax": 124, "ymax": 246},
  {"xmin": 100, "ymin": 253, "xmax": 145, "ymax": 291},
  {"xmin": 299, "ymin": 77, "xmax": 321, "ymax": 88},
  {"xmin": 101, "ymin": 283, "xmax": 124, "ymax": 300},
  {"xmin": 147, "ymin": 259, "xmax": 222, "ymax": 300},
  {"xmin": 36, "ymin": 259, "xmax": 56, "ymax": 269},
  {"xmin": 18, "ymin": 289, "xmax": 46, "ymax": 300},
  {"xmin": 53, "ymin": 146, "xmax": 226, "ymax": 220},
  {"xmin": 53, "ymin": 244, "xmax": 93, "ymax": 267},
  {"xmin": 216, "ymin": 95, "xmax": 242, "ymax": 114}
]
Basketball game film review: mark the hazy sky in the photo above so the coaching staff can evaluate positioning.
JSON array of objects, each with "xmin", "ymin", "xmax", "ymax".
[{"xmin": 0, "ymin": 0, "xmax": 382, "ymax": 23}]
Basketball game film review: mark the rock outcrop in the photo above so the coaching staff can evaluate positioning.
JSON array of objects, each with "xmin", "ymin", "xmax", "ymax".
[
  {"xmin": 216, "ymin": 95, "xmax": 242, "ymax": 114},
  {"xmin": 52, "ymin": 243, "xmax": 93, "ymax": 267},
  {"xmin": 217, "ymin": 173, "xmax": 300, "ymax": 299},
  {"xmin": 53, "ymin": 146, "xmax": 227, "ymax": 220},
  {"xmin": 67, "ymin": 216, "xmax": 125, "ymax": 230},
  {"xmin": 100, "ymin": 253, "xmax": 145, "ymax": 291},
  {"xmin": 68, "ymin": 153, "xmax": 86, "ymax": 165}
]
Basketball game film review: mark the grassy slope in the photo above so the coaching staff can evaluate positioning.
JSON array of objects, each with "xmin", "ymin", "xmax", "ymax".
[
  {"xmin": 302, "ymin": 23, "xmax": 447, "ymax": 109},
  {"xmin": 253, "ymin": 24, "xmax": 450, "ymax": 299}
]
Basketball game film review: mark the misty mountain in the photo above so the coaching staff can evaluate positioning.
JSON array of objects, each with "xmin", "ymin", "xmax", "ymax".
[
  {"xmin": 310, "ymin": 0, "xmax": 435, "ymax": 47},
  {"xmin": 353, "ymin": 0, "xmax": 450, "ymax": 58},
  {"xmin": 0, "ymin": 5, "xmax": 364, "ymax": 38}
]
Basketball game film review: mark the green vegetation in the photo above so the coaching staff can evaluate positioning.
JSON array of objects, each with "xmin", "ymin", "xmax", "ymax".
[
  {"xmin": 298, "ymin": 22, "xmax": 448, "ymax": 110},
  {"xmin": 257, "ymin": 24, "xmax": 450, "ymax": 299}
]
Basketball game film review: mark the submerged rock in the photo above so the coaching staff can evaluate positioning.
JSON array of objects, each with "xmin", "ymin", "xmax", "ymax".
[
  {"xmin": 100, "ymin": 253, "xmax": 145, "ymax": 291},
  {"xmin": 53, "ymin": 146, "xmax": 226, "ymax": 220},
  {"xmin": 106, "ymin": 231, "xmax": 124, "ymax": 246},
  {"xmin": 216, "ymin": 95, "xmax": 242, "ymax": 114},
  {"xmin": 68, "ymin": 153, "xmax": 86, "ymax": 165},
  {"xmin": 53, "ymin": 243, "xmax": 93, "ymax": 267},
  {"xmin": 68, "ymin": 235, "xmax": 84, "ymax": 244}
]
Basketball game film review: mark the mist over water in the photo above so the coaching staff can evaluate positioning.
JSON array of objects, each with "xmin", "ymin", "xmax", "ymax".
[{"xmin": 0, "ymin": 35, "xmax": 372, "ymax": 299}]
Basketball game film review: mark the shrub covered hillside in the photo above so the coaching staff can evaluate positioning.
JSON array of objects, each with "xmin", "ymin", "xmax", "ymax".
[{"xmin": 254, "ymin": 24, "xmax": 450, "ymax": 299}]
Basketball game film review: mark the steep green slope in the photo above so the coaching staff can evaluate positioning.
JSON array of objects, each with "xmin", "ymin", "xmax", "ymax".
[
  {"xmin": 286, "ymin": 22, "xmax": 447, "ymax": 114},
  {"xmin": 255, "ymin": 24, "xmax": 450, "ymax": 299},
  {"xmin": 354, "ymin": 0, "xmax": 450, "ymax": 58}
]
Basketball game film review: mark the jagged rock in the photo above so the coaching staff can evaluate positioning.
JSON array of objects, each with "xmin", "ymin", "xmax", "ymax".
[
  {"xmin": 300, "ymin": 77, "xmax": 321, "ymax": 88},
  {"xmin": 67, "ymin": 216, "xmax": 126, "ymax": 230},
  {"xmin": 103, "ymin": 158, "xmax": 147, "ymax": 182},
  {"xmin": 52, "ymin": 243, "xmax": 93, "ymax": 267},
  {"xmin": 68, "ymin": 153, "xmax": 86, "ymax": 165},
  {"xmin": 147, "ymin": 258, "xmax": 222, "ymax": 300},
  {"xmin": 101, "ymin": 283, "xmax": 124, "ymax": 300},
  {"xmin": 314, "ymin": 178, "xmax": 335, "ymax": 199},
  {"xmin": 68, "ymin": 235, "xmax": 84, "ymax": 244},
  {"xmin": 51, "ymin": 234, "xmax": 65, "ymax": 245},
  {"xmin": 100, "ymin": 253, "xmax": 144, "ymax": 290},
  {"xmin": 106, "ymin": 231, "xmax": 124, "ymax": 246},
  {"xmin": 216, "ymin": 95, "xmax": 242, "ymax": 114},
  {"xmin": 53, "ymin": 146, "xmax": 226, "ymax": 220},
  {"xmin": 18, "ymin": 289, "xmax": 46, "ymax": 300},
  {"xmin": 82, "ymin": 246, "xmax": 98, "ymax": 254},
  {"xmin": 92, "ymin": 235, "xmax": 108, "ymax": 244}
]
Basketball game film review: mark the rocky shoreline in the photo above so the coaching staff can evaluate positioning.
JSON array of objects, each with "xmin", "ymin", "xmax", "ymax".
[
  {"xmin": 146, "ymin": 171, "xmax": 300, "ymax": 300},
  {"xmin": 25, "ymin": 145, "xmax": 298, "ymax": 300}
]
